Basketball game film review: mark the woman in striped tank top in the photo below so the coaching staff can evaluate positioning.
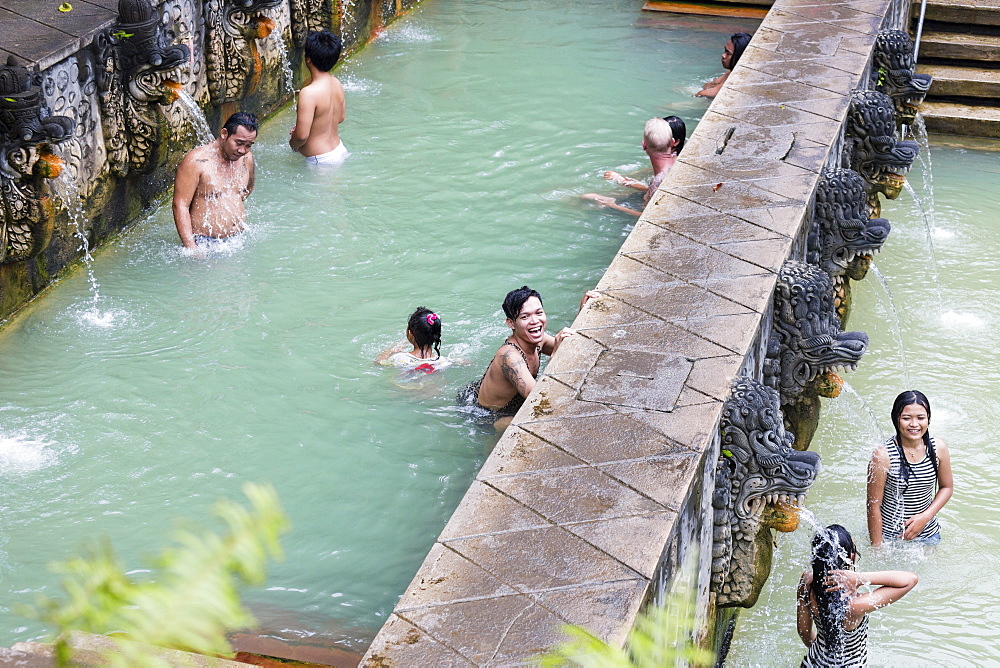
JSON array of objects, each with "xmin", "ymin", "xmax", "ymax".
[
  {"xmin": 866, "ymin": 390, "xmax": 954, "ymax": 546},
  {"xmin": 797, "ymin": 525, "xmax": 918, "ymax": 667}
]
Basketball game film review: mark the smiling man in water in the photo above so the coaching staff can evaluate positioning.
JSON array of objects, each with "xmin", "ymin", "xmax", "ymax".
[
  {"xmin": 172, "ymin": 112, "xmax": 257, "ymax": 249},
  {"xmin": 460, "ymin": 286, "xmax": 597, "ymax": 430}
]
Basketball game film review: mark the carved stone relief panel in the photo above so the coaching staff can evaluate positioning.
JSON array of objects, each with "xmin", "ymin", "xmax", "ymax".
[{"xmin": 0, "ymin": 57, "xmax": 76, "ymax": 264}]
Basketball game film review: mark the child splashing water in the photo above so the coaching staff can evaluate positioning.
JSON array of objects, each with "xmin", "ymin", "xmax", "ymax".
[{"xmin": 376, "ymin": 307, "xmax": 452, "ymax": 374}]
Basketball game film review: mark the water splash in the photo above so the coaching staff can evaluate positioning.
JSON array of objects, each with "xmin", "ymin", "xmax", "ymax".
[
  {"xmin": 902, "ymin": 180, "xmax": 943, "ymax": 315},
  {"xmin": 838, "ymin": 381, "xmax": 885, "ymax": 444},
  {"xmin": 174, "ymin": 90, "xmax": 213, "ymax": 144},
  {"xmin": 0, "ymin": 432, "xmax": 57, "ymax": 474},
  {"xmin": 270, "ymin": 29, "xmax": 296, "ymax": 99},
  {"xmin": 54, "ymin": 172, "xmax": 101, "ymax": 305},
  {"xmin": 868, "ymin": 263, "xmax": 909, "ymax": 386}
]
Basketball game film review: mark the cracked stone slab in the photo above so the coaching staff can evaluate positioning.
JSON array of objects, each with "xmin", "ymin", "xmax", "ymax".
[
  {"xmin": 536, "ymin": 330, "xmax": 606, "ymax": 376},
  {"xmin": 477, "ymin": 426, "xmax": 589, "ymax": 481},
  {"xmin": 517, "ymin": 373, "xmax": 618, "ymax": 424},
  {"xmin": 362, "ymin": 614, "xmax": 475, "ymax": 667},
  {"xmin": 438, "ymin": 481, "xmax": 554, "ymax": 541},
  {"xmin": 672, "ymin": 313, "xmax": 763, "ymax": 356},
  {"xmin": 489, "ymin": 466, "xmax": 668, "ymax": 526},
  {"xmin": 729, "ymin": 203, "xmax": 807, "ymax": 238},
  {"xmin": 578, "ymin": 320, "xmax": 734, "ymax": 359},
  {"xmin": 400, "ymin": 593, "xmax": 568, "ymax": 665},
  {"xmin": 646, "ymin": 206, "xmax": 785, "ymax": 245},
  {"xmin": 661, "ymin": 177, "xmax": 803, "ymax": 216},
  {"xmin": 676, "ymin": 152, "xmax": 817, "ymax": 184},
  {"xmin": 604, "ymin": 282, "xmax": 755, "ymax": 323},
  {"xmin": 784, "ymin": 95, "xmax": 853, "ymax": 121},
  {"xmin": 579, "ymin": 349, "xmax": 691, "ymax": 412},
  {"xmin": 625, "ymin": 242, "xmax": 767, "ymax": 283},
  {"xmin": 598, "ymin": 452, "xmax": 705, "ymax": 511},
  {"xmin": 563, "ymin": 513, "xmax": 679, "ymax": 578},
  {"xmin": 527, "ymin": 580, "xmax": 649, "ymax": 648},
  {"xmin": 444, "ymin": 525, "xmax": 643, "ymax": 593},
  {"xmin": 712, "ymin": 236, "xmax": 795, "ymax": 273},
  {"xmin": 692, "ymin": 273, "xmax": 778, "ymax": 312},
  {"xmin": 521, "ymin": 413, "xmax": 691, "ymax": 465},
  {"xmin": 597, "ymin": 253, "xmax": 685, "ymax": 291},
  {"xmin": 574, "ymin": 292, "xmax": 664, "ymax": 331},
  {"xmin": 685, "ymin": 355, "xmax": 746, "ymax": 401},
  {"xmin": 615, "ymin": 400, "xmax": 725, "ymax": 452},
  {"xmin": 395, "ymin": 543, "xmax": 521, "ymax": 612},
  {"xmin": 617, "ymin": 220, "xmax": 699, "ymax": 255}
]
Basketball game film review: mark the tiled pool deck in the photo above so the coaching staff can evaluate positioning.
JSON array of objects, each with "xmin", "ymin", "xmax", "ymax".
[{"xmin": 0, "ymin": 0, "xmax": 118, "ymax": 70}]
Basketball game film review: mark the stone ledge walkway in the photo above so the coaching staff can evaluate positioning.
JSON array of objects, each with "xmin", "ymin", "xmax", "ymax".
[
  {"xmin": 0, "ymin": 0, "xmax": 117, "ymax": 70},
  {"xmin": 361, "ymin": 0, "xmax": 896, "ymax": 664}
]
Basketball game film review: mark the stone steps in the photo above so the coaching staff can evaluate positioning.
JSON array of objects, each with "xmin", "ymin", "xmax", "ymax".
[
  {"xmin": 912, "ymin": 1, "xmax": 1000, "ymax": 136},
  {"xmin": 920, "ymin": 100, "xmax": 1000, "ymax": 137},
  {"xmin": 917, "ymin": 29, "xmax": 1000, "ymax": 61},
  {"xmin": 916, "ymin": 0, "xmax": 1000, "ymax": 27},
  {"xmin": 918, "ymin": 62, "xmax": 1000, "ymax": 98}
]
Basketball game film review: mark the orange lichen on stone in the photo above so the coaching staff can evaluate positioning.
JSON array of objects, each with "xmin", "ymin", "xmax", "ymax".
[
  {"xmin": 252, "ymin": 16, "xmax": 275, "ymax": 39},
  {"xmin": 814, "ymin": 371, "xmax": 843, "ymax": 398},
  {"xmin": 35, "ymin": 152, "xmax": 64, "ymax": 179},
  {"xmin": 762, "ymin": 500, "xmax": 800, "ymax": 533}
]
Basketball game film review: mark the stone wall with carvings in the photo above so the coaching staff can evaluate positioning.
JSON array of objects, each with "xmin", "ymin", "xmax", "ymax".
[{"xmin": 0, "ymin": 0, "xmax": 419, "ymax": 320}]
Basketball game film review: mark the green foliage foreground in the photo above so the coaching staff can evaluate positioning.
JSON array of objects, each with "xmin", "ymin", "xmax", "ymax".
[
  {"xmin": 540, "ymin": 567, "xmax": 715, "ymax": 668},
  {"xmin": 26, "ymin": 482, "xmax": 289, "ymax": 667}
]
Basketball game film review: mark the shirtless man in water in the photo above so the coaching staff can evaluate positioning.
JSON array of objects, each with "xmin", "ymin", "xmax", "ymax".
[
  {"xmin": 172, "ymin": 112, "xmax": 257, "ymax": 249},
  {"xmin": 461, "ymin": 286, "xmax": 598, "ymax": 430},
  {"xmin": 289, "ymin": 31, "xmax": 347, "ymax": 165}
]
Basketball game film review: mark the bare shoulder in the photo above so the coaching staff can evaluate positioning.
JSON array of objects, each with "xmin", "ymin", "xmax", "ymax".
[{"xmin": 870, "ymin": 443, "xmax": 890, "ymax": 466}]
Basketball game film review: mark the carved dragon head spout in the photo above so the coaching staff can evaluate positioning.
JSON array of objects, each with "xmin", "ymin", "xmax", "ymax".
[
  {"xmin": 764, "ymin": 262, "xmax": 868, "ymax": 409},
  {"xmin": 93, "ymin": 0, "xmax": 191, "ymax": 175},
  {"xmin": 809, "ymin": 168, "xmax": 891, "ymax": 284},
  {"xmin": 0, "ymin": 56, "xmax": 75, "ymax": 264},
  {"xmin": 711, "ymin": 377, "xmax": 821, "ymax": 608},
  {"xmin": 204, "ymin": 0, "xmax": 284, "ymax": 106},
  {"xmin": 845, "ymin": 90, "xmax": 919, "ymax": 215},
  {"xmin": 873, "ymin": 30, "xmax": 932, "ymax": 127}
]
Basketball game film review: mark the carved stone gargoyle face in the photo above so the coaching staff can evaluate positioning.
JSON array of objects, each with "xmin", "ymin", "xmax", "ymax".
[
  {"xmin": 809, "ymin": 168, "xmax": 891, "ymax": 284},
  {"xmin": 104, "ymin": 0, "xmax": 190, "ymax": 105},
  {"xmin": 711, "ymin": 377, "xmax": 821, "ymax": 608},
  {"xmin": 764, "ymin": 262, "xmax": 868, "ymax": 407},
  {"xmin": 873, "ymin": 30, "xmax": 932, "ymax": 127},
  {"xmin": 0, "ymin": 56, "xmax": 75, "ymax": 264},
  {"xmin": 205, "ymin": 0, "xmax": 283, "ymax": 105},
  {"xmin": 845, "ymin": 90, "xmax": 919, "ymax": 206}
]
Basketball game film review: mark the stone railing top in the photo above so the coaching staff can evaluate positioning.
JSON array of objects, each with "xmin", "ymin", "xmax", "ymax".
[
  {"xmin": 362, "ymin": 0, "xmax": 898, "ymax": 665},
  {"xmin": 0, "ymin": 0, "xmax": 120, "ymax": 71}
]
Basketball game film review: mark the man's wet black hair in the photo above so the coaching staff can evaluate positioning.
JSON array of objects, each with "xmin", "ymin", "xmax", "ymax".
[
  {"xmin": 305, "ymin": 30, "xmax": 343, "ymax": 72},
  {"xmin": 502, "ymin": 286, "xmax": 542, "ymax": 320},
  {"xmin": 730, "ymin": 32, "xmax": 752, "ymax": 69},
  {"xmin": 662, "ymin": 115, "xmax": 686, "ymax": 153},
  {"xmin": 222, "ymin": 112, "xmax": 258, "ymax": 136}
]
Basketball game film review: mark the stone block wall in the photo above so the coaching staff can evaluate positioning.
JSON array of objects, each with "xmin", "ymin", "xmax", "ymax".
[{"xmin": 0, "ymin": 0, "xmax": 419, "ymax": 320}]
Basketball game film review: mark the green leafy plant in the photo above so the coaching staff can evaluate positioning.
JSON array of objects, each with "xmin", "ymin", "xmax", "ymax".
[
  {"xmin": 26, "ymin": 482, "xmax": 289, "ymax": 667},
  {"xmin": 539, "ymin": 560, "xmax": 715, "ymax": 668}
]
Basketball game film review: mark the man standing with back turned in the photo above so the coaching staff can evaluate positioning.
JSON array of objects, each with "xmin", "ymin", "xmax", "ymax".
[{"xmin": 289, "ymin": 30, "xmax": 348, "ymax": 165}]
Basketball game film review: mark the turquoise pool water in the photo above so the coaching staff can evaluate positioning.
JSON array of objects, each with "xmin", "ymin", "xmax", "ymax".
[
  {"xmin": 0, "ymin": 0, "xmax": 757, "ymax": 653},
  {"xmin": 726, "ymin": 138, "xmax": 1000, "ymax": 665}
]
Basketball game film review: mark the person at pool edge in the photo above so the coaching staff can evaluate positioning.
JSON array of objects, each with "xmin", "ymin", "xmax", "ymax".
[
  {"xmin": 459, "ymin": 286, "xmax": 598, "ymax": 430},
  {"xmin": 289, "ymin": 30, "xmax": 348, "ymax": 165},
  {"xmin": 172, "ymin": 112, "xmax": 257, "ymax": 249}
]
